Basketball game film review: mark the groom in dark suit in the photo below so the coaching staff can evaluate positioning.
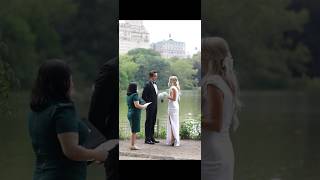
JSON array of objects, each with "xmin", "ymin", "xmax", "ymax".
[
  {"xmin": 142, "ymin": 70, "xmax": 160, "ymax": 144},
  {"xmin": 88, "ymin": 58, "xmax": 119, "ymax": 180}
]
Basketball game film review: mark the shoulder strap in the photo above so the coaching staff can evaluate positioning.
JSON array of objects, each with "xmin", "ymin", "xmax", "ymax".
[{"xmin": 206, "ymin": 75, "xmax": 226, "ymax": 95}]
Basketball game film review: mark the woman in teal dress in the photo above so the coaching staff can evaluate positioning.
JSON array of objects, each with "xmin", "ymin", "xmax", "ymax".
[
  {"xmin": 127, "ymin": 82, "xmax": 146, "ymax": 150},
  {"xmin": 28, "ymin": 59, "xmax": 109, "ymax": 180}
]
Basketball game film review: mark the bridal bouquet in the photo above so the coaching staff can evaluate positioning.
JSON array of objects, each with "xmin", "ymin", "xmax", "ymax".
[{"xmin": 158, "ymin": 91, "xmax": 168, "ymax": 103}]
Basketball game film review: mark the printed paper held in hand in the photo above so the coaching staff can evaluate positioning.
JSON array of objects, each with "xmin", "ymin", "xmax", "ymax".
[
  {"xmin": 95, "ymin": 139, "xmax": 118, "ymax": 152},
  {"xmin": 142, "ymin": 102, "xmax": 152, "ymax": 109},
  {"xmin": 88, "ymin": 139, "xmax": 118, "ymax": 163}
]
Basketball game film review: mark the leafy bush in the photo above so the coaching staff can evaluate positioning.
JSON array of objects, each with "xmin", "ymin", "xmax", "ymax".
[
  {"xmin": 180, "ymin": 119, "xmax": 201, "ymax": 140},
  {"xmin": 0, "ymin": 60, "xmax": 15, "ymax": 114},
  {"xmin": 119, "ymin": 127, "xmax": 130, "ymax": 140},
  {"xmin": 155, "ymin": 127, "xmax": 166, "ymax": 139}
]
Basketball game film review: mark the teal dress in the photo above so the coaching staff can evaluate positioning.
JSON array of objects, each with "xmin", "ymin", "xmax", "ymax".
[
  {"xmin": 28, "ymin": 100, "xmax": 89, "ymax": 180},
  {"xmin": 127, "ymin": 93, "xmax": 144, "ymax": 133}
]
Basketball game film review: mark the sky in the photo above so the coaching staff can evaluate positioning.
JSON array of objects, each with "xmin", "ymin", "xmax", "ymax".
[{"xmin": 119, "ymin": 20, "xmax": 201, "ymax": 56}]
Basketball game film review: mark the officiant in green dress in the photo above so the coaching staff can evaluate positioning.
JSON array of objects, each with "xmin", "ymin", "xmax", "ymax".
[
  {"xmin": 28, "ymin": 60, "xmax": 109, "ymax": 180},
  {"xmin": 127, "ymin": 82, "xmax": 147, "ymax": 150}
]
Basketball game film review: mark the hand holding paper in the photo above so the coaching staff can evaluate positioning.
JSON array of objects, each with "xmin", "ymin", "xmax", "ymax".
[
  {"xmin": 95, "ymin": 139, "xmax": 118, "ymax": 152},
  {"xmin": 87, "ymin": 139, "xmax": 118, "ymax": 164},
  {"xmin": 142, "ymin": 102, "xmax": 152, "ymax": 109}
]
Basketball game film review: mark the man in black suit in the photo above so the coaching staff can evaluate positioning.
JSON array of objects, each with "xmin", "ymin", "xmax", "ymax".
[
  {"xmin": 88, "ymin": 58, "xmax": 119, "ymax": 180},
  {"xmin": 142, "ymin": 70, "xmax": 160, "ymax": 144}
]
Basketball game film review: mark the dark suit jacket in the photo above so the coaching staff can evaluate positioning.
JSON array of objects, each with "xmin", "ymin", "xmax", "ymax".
[
  {"xmin": 87, "ymin": 58, "xmax": 119, "ymax": 180},
  {"xmin": 142, "ymin": 80, "xmax": 158, "ymax": 108},
  {"xmin": 88, "ymin": 58, "xmax": 118, "ymax": 140}
]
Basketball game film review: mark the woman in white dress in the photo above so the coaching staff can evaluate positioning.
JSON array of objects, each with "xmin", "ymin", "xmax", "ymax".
[
  {"xmin": 201, "ymin": 37, "xmax": 241, "ymax": 180},
  {"xmin": 166, "ymin": 76, "xmax": 181, "ymax": 147}
]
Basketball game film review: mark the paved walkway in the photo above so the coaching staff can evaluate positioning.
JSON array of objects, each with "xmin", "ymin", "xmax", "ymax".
[{"xmin": 120, "ymin": 139, "xmax": 201, "ymax": 160}]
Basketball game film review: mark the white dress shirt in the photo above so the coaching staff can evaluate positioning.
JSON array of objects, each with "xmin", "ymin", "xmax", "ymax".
[{"xmin": 153, "ymin": 82, "xmax": 158, "ymax": 95}]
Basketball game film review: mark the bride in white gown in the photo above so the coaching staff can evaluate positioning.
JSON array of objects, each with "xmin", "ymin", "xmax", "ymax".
[
  {"xmin": 166, "ymin": 76, "xmax": 181, "ymax": 147},
  {"xmin": 201, "ymin": 37, "xmax": 241, "ymax": 180}
]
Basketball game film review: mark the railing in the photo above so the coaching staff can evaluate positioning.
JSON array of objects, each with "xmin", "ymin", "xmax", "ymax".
[{"xmin": 119, "ymin": 117, "xmax": 166, "ymax": 139}]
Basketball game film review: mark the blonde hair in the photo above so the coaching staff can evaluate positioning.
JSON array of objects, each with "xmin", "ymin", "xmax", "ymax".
[
  {"xmin": 168, "ymin": 76, "xmax": 180, "ymax": 92},
  {"xmin": 202, "ymin": 37, "xmax": 242, "ymax": 129}
]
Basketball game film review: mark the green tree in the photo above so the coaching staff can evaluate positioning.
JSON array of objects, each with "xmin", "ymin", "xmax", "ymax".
[
  {"xmin": 0, "ymin": 15, "xmax": 38, "ymax": 88},
  {"xmin": 0, "ymin": 40, "xmax": 16, "ymax": 113},
  {"xmin": 202, "ymin": 0, "xmax": 310, "ymax": 89},
  {"xmin": 135, "ymin": 54, "xmax": 171, "ymax": 90},
  {"xmin": 119, "ymin": 54, "xmax": 138, "ymax": 90},
  {"xmin": 169, "ymin": 59, "xmax": 198, "ymax": 89},
  {"xmin": 124, "ymin": 48, "xmax": 170, "ymax": 90},
  {"xmin": 191, "ymin": 52, "xmax": 201, "ymax": 86},
  {"xmin": 119, "ymin": 48, "xmax": 199, "ymax": 90},
  {"xmin": 0, "ymin": 0, "xmax": 77, "ymax": 88},
  {"xmin": 60, "ymin": 0, "xmax": 118, "ymax": 85},
  {"xmin": 128, "ymin": 48, "xmax": 161, "ymax": 57}
]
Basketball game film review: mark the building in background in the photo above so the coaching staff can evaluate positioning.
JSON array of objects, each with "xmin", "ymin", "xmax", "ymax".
[
  {"xmin": 151, "ymin": 35, "xmax": 186, "ymax": 59},
  {"xmin": 119, "ymin": 20, "xmax": 150, "ymax": 54}
]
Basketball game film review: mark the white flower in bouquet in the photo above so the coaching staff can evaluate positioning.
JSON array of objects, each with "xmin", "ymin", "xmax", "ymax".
[{"xmin": 158, "ymin": 91, "xmax": 168, "ymax": 103}]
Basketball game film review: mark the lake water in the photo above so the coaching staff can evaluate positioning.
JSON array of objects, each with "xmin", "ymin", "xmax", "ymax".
[
  {"xmin": 0, "ymin": 90, "xmax": 320, "ymax": 179},
  {"xmin": 233, "ymin": 91, "xmax": 320, "ymax": 179}
]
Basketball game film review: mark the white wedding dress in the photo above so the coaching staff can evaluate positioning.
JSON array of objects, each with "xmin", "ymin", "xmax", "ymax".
[
  {"xmin": 201, "ymin": 74, "xmax": 236, "ymax": 180},
  {"xmin": 166, "ymin": 86, "xmax": 180, "ymax": 146}
]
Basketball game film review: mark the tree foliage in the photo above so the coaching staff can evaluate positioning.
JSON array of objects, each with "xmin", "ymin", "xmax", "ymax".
[
  {"xmin": 202, "ymin": 0, "xmax": 311, "ymax": 89},
  {"xmin": 0, "ymin": 0, "xmax": 318, "ymax": 92},
  {"xmin": 0, "ymin": 0, "xmax": 118, "ymax": 89},
  {"xmin": 119, "ymin": 48, "xmax": 200, "ymax": 90}
]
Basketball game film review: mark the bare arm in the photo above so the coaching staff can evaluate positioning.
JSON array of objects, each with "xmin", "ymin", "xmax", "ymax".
[
  {"xmin": 58, "ymin": 132, "xmax": 108, "ymax": 162},
  {"xmin": 167, "ymin": 88, "xmax": 177, "ymax": 101},
  {"xmin": 201, "ymin": 84, "xmax": 223, "ymax": 132},
  {"xmin": 134, "ymin": 101, "xmax": 145, "ymax": 109}
]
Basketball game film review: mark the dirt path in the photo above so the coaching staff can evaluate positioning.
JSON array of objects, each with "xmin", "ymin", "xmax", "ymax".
[{"xmin": 119, "ymin": 139, "xmax": 201, "ymax": 160}]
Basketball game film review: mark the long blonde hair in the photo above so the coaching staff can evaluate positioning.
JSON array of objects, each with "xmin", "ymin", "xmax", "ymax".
[
  {"xmin": 202, "ymin": 37, "xmax": 242, "ymax": 130},
  {"xmin": 168, "ymin": 76, "xmax": 180, "ymax": 92}
]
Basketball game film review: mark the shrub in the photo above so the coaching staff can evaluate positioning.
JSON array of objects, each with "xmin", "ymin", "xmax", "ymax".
[
  {"xmin": 155, "ymin": 127, "xmax": 167, "ymax": 139},
  {"xmin": 180, "ymin": 119, "xmax": 201, "ymax": 140}
]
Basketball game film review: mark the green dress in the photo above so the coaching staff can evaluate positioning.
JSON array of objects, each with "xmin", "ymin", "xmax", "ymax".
[
  {"xmin": 127, "ymin": 93, "xmax": 144, "ymax": 133},
  {"xmin": 28, "ymin": 100, "xmax": 89, "ymax": 180}
]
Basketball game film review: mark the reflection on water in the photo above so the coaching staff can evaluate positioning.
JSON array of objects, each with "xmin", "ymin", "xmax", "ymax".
[
  {"xmin": 119, "ymin": 89, "xmax": 201, "ymax": 138},
  {"xmin": 233, "ymin": 91, "xmax": 320, "ymax": 180}
]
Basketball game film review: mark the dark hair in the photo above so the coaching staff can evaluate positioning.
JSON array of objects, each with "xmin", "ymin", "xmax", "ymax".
[
  {"xmin": 127, "ymin": 82, "xmax": 137, "ymax": 96},
  {"xmin": 149, "ymin": 70, "xmax": 157, "ymax": 78},
  {"xmin": 30, "ymin": 59, "xmax": 72, "ymax": 111}
]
